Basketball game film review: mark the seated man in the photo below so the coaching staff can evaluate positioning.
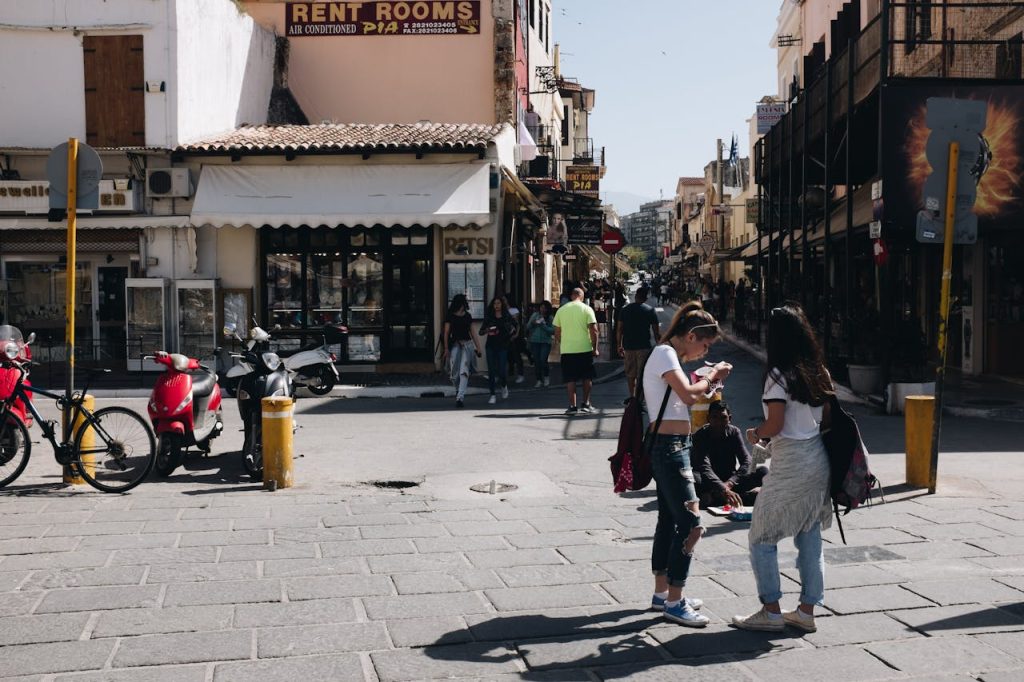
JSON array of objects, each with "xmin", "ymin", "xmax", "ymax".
[{"xmin": 691, "ymin": 400, "xmax": 768, "ymax": 507}]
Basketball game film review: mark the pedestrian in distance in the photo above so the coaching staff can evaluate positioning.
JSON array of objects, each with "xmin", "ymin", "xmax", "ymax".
[
  {"xmin": 553, "ymin": 288, "xmax": 599, "ymax": 415},
  {"xmin": 617, "ymin": 286, "xmax": 661, "ymax": 403},
  {"xmin": 479, "ymin": 297, "xmax": 517, "ymax": 405},
  {"xmin": 644, "ymin": 301, "xmax": 732, "ymax": 627},
  {"xmin": 691, "ymin": 400, "xmax": 768, "ymax": 507},
  {"xmin": 732, "ymin": 303, "xmax": 834, "ymax": 635},
  {"xmin": 505, "ymin": 298, "xmax": 527, "ymax": 385},
  {"xmin": 527, "ymin": 301, "xmax": 555, "ymax": 388},
  {"xmin": 442, "ymin": 294, "xmax": 482, "ymax": 408}
]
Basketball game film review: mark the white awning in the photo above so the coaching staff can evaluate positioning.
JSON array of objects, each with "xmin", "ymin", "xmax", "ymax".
[
  {"xmin": 191, "ymin": 163, "xmax": 491, "ymax": 229},
  {"xmin": 0, "ymin": 215, "xmax": 189, "ymax": 230}
]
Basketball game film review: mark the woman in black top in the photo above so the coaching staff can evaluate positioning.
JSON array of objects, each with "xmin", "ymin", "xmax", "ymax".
[
  {"xmin": 479, "ymin": 297, "xmax": 517, "ymax": 405},
  {"xmin": 442, "ymin": 294, "xmax": 482, "ymax": 408}
]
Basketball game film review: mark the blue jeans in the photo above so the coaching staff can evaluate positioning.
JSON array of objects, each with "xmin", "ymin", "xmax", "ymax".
[
  {"xmin": 650, "ymin": 435, "xmax": 701, "ymax": 587},
  {"xmin": 486, "ymin": 346, "xmax": 509, "ymax": 395},
  {"xmin": 749, "ymin": 522, "xmax": 824, "ymax": 606},
  {"xmin": 530, "ymin": 342, "xmax": 551, "ymax": 380}
]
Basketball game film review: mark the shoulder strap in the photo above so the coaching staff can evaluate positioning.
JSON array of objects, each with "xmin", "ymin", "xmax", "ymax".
[{"xmin": 650, "ymin": 385, "xmax": 672, "ymax": 436}]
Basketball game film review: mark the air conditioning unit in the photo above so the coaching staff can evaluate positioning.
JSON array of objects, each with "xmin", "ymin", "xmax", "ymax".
[{"xmin": 145, "ymin": 168, "xmax": 192, "ymax": 198}]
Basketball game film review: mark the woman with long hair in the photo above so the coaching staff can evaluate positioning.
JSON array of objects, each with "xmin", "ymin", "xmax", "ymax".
[
  {"xmin": 442, "ymin": 294, "xmax": 482, "ymax": 408},
  {"xmin": 732, "ymin": 303, "xmax": 834, "ymax": 634},
  {"xmin": 527, "ymin": 300, "xmax": 555, "ymax": 387},
  {"xmin": 479, "ymin": 296, "xmax": 517, "ymax": 405},
  {"xmin": 643, "ymin": 301, "xmax": 732, "ymax": 628}
]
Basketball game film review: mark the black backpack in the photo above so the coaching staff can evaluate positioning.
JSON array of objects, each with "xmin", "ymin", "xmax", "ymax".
[{"xmin": 820, "ymin": 394, "xmax": 883, "ymax": 544}]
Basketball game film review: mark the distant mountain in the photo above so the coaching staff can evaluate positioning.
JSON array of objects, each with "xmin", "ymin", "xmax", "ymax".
[{"xmin": 602, "ymin": 191, "xmax": 659, "ymax": 216}]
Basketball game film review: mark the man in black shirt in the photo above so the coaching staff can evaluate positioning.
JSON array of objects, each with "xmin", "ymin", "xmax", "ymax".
[
  {"xmin": 616, "ymin": 286, "xmax": 661, "ymax": 399},
  {"xmin": 692, "ymin": 401, "xmax": 768, "ymax": 507}
]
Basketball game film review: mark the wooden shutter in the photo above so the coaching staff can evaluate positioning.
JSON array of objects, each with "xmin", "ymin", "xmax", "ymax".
[{"xmin": 83, "ymin": 35, "xmax": 145, "ymax": 147}]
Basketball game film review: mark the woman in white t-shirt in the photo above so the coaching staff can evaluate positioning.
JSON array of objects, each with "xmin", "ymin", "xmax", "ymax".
[
  {"xmin": 642, "ymin": 301, "xmax": 732, "ymax": 628},
  {"xmin": 732, "ymin": 303, "xmax": 835, "ymax": 635}
]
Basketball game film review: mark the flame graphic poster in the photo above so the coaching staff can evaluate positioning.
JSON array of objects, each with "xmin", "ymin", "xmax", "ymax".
[{"xmin": 883, "ymin": 84, "xmax": 1024, "ymax": 232}]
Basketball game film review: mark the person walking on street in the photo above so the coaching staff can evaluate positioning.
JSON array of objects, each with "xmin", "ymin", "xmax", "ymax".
[
  {"xmin": 553, "ymin": 288, "xmax": 599, "ymax": 415},
  {"xmin": 527, "ymin": 301, "xmax": 555, "ymax": 387},
  {"xmin": 644, "ymin": 301, "xmax": 732, "ymax": 627},
  {"xmin": 617, "ymin": 286, "xmax": 661, "ymax": 402},
  {"xmin": 442, "ymin": 294, "xmax": 482, "ymax": 408},
  {"xmin": 506, "ymin": 299, "xmax": 527, "ymax": 385},
  {"xmin": 732, "ymin": 303, "xmax": 834, "ymax": 635},
  {"xmin": 480, "ymin": 297, "xmax": 517, "ymax": 405}
]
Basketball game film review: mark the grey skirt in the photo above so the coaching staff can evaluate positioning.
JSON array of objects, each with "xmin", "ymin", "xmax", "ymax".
[{"xmin": 748, "ymin": 435, "xmax": 833, "ymax": 545}]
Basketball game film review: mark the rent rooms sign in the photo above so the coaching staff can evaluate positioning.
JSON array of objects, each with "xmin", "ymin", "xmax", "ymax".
[{"xmin": 286, "ymin": 1, "xmax": 482, "ymax": 36}]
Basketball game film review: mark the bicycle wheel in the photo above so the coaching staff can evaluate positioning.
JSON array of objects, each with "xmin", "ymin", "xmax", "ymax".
[
  {"xmin": 0, "ymin": 415, "xmax": 31, "ymax": 488},
  {"xmin": 74, "ymin": 406, "xmax": 155, "ymax": 493}
]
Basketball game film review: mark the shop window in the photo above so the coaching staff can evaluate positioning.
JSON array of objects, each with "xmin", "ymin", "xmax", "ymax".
[
  {"xmin": 446, "ymin": 261, "xmax": 486, "ymax": 319},
  {"xmin": 2, "ymin": 261, "xmax": 93, "ymax": 362},
  {"xmin": 266, "ymin": 254, "xmax": 304, "ymax": 329}
]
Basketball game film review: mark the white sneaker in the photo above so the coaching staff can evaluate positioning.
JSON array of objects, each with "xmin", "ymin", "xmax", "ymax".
[
  {"xmin": 515, "ymin": 375, "xmax": 525, "ymax": 384},
  {"xmin": 542, "ymin": 378, "xmax": 550, "ymax": 387},
  {"xmin": 534, "ymin": 380, "xmax": 543, "ymax": 388},
  {"xmin": 501, "ymin": 386, "xmax": 509, "ymax": 400},
  {"xmin": 783, "ymin": 608, "xmax": 817, "ymax": 633},
  {"xmin": 487, "ymin": 395, "xmax": 497, "ymax": 405},
  {"xmin": 732, "ymin": 607, "xmax": 785, "ymax": 632}
]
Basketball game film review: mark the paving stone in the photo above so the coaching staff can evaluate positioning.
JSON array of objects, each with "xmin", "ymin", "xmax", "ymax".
[
  {"xmin": 1, "ymin": 640, "xmax": 116, "ymax": 676},
  {"xmin": 976, "ymin": 517, "xmax": 1024, "ymax": 537},
  {"xmin": 739, "ymin": 644, "xmax": 902, "ymax": 681},
  {"xmin": 363, "ymin": 592, "xmax": 489, "ymax": 620},
  {"xmin": 180, "ymin": 506, "xmax": 271, "ymax": 519},
  {"xmin": 601, "ymin": 576, "xmax": 733, "ymax": 605},
  {"xmin": 885, "ymin": 540, "xmax": 993, "ymax": 560},
  {"xmin": 972, "ymin": 556, "xmax": 1024, "ymax": 574},
  {"xmin": 826, "ymin": 584, "xmax": 936, "ymax": 614},
  {"xmin": 46, "ymin": 521, "xmax": 146, "ymax": 537},
  {"xmin": 359, "ymin": 523, "xmax": 449, "ymax": 539},
  {"xmin": 90, "ymin": 508, "xmax": 172, "ymax": 522},
  {"xmin": 904, "ymin": 508, "xmax": 1010, "ymax": 525},
  {"xmin": 219, "ymin": 543, "xmax": 316, "ymax": 562},
  {"xmin": 235, "ymin": 598, "xmax": 359, "ymax": 627},
  {"xmin": 113, "ymin": 629, "xmax": 253, "ymax": 667},
  {"xmin": 979, "ymin": 671, "xmax": 1024, "ymax": 682},
  {"xmin": 406, "ymin": 508, "xmax": 494, "ymax": 523},
  {"xmin": 233, "ymin": 516, "xmax": 319, "ymax": 530},
  {"xmin": 0, "ymin": 525, "xmax": 52, "ymax": 540},
  {"xmin": 995, "ymin": 575, "xmax": 1024, "ymax": 592},
  {"xmin": 903, "ymin": 578, "xmax": 1024, "ymax": 606},
  {"xmin": 0, "ymin": 590, "xmax": 41, "ymax": 616},
  {"xmin": 0, "ymin": 569, "xmax": 28, "ymax": 590},
  {"xmin": 392, "ymin": 571, "xmax": 465, "ymax": 594},
  {"xmin": 413, "ymin": 535, "xmax": 509, "ymax": 553},
  {"xmin": 322, "ymin": 513, "xmax": 410, "ymax": 527},
  {"xmin": 20, "ymin": 566, "xmax": 144, "ymax": 592},
  {"xmin": 444, "ymin": 520, "xmax": 535, "ymax": 536},
  {"xmin": 385, "ymin": 617, "xmax": 471, "ymax": 647},
  {"xmin": 0, "ymin": 537, "xmax": 80, "ymax": 555},
  {"xmin": 262, "ymin": 557, "xmax": 365, "ymax": 578},
  {"xmin": 130, "ymin": 497, "xmax": 214, "ymax": 510},
  {"xmin": 0, "ymin": 549, "xmax": 111, "ymax": 572},
  {"xmin": 783, "ymin": 562, "xmax": 903, "ymax": 589},
  {"xmin": 598, "ymin": 559, "xmax": 651, "ymax": 580},
  {"xmin": 177, "ymin": 530, "xmax": 270, "ymax": 547},
  {"xmin": 519, "ymin": 632, "xmax": 662, "ymax": 670},
  {"xmin": 594, "ymin": 659, "xmax": 751, "ymax": 682},
  {"xmin": 901, "ymin": 522, "xmax": 1008, "ymax": 542},
  {"xmin": 214, "ymin": 653, "xmax": 365, "ymax": 682},
  {"xmin": 0, "ymin": 612, "xmax": 91, "ymax": 645},
  {"xmin": 353, "ymin": 500, "xmax": 429, "ymax": 515},
  {"xmin": 488, "ymin": 505, "xmax": 571, "ymax": 521},
  {"xmin": 887, "ymin": 603, "xmax": 1024, "ymax": 636},
  {"xmin": 257, "ymin": 621, "xmax": 390, "ymax": 657},
  {"xmin": 0, "ymin": 512, "xmax": 77, "ymax": 527},
  {"xmin": 284, "ymin": 574, "xmax": 393, "ymax": 601},
  {"xmin": 558, "ymin": 543, "xmax": 651, "ymax": 564},
  {"xmin": 802, "ymin": 612, "xmax": 924, "ymax": 647},
  {"xmin": 370, "ymin": 643, "xmax": 520, "ymax": 682},
  {"xmin": 485, "ymin": 584, "xmax": 611, "ymax": 611},
  {"xmin": 970, "ymin": 535, "xmax": 1024, "ymax": 556},
  {"xmin": 164, "ymin": 579, "xmax": 282, "ymax": 606},
  {"xmin": 974, "ymin": 632, "xmax": 1024, "ymax": 660},
  {"xmin": 367, "ymin": 552, "xmax": 467, "ymax": 574},
  {"xmin": 467, "ymin": 548, "xmax": 564, "ymax": 569},
  {"xmin": 466, "ymin": 607, "xmax": 599, "ymax": 642},
  {"xmin": 497, "ymin": 563, "xmax": 613, "ymax": 588},
  {"xmin": 79, "ymin": 532, "xmax": 180, "ymax": 550},
  {"xmin": 866, "ymin": 636, "xmax": 1020, "ymax": 676},
  {"xmin": 146, "ymin": 561, "xmax": 260, "ymax": 583},
  {"xmin": 648, "ymin": 621, "xmax": 802, "ymax": 658},
  {"xmin": 111, "ymin": 547, "xmax": 218, "ymax": 566},
  {"xmin": 320, "ymin": 539, "xmax": 416, "ymax": 558},
  {"xmin": 824, "ymin": 544, "xmax": 907, "ymax": 564},
  {"xmin": 504, "ymin": 531, "xmax": 603, "ymax": 549},
  {"xmin": 454, "ymin": 568, "xmax": 505, "ymax": 590},
  {"xmin": 142, "ymin": 519, "xmax": 232, "ymax": 533},
  {"xmin": 54, "ymin": 665, "xmax": 209, "ymax": 681},
  {"xmin": 272, "ymin": 527, "xmax": 360, "ymax": 543},
  {"xmin": 708, "ymin": 570, "xmax": 801, "ymax": 597},
  {"xmin": 92, "ymin": 605, "xmax": 235, "ymax": 637},
  {"xmin": 35, "ymin": 584, "xmax": 161, "ymax": 613},
  {"xmin": 882, "ymin": 558, "xmax": 1005, "ymax": 581},
  {"xmin": 528, "ymin": 516, "xmax": 623, "ymax": 533}
]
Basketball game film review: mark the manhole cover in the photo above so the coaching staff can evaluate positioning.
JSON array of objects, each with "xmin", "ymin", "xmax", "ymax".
[
  {"xmin": 470, "ymin": 482, "xmax": 519, "ymax": 494},
  {"xmin": 963, "ymin": 399, "xmax": 1016, "ymax": 407},
  {"xmin": 369, "ymin": 480, "xmax": 420, "ymax": 489}
]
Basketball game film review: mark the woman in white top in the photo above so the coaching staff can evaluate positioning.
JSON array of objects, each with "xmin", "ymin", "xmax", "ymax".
[
  {"xmin": 732, "ymin": 303, "xmax": 834, "ymax": 635},
  {"xmin": 643, "ymin": 301, "xmax": 732, "ymax": 628}
]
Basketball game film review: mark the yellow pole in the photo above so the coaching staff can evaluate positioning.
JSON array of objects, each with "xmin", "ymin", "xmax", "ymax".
[
  {"xmin": 928, "ymin": 142, "xmax": 959, "ymax": 495},
  {"xmin": 904, "ymin": 395, "xmax": 934, "ymax": 487},
  {"xmin": 64, "ymin": 138, "xmax": 79, "ymax": 442},
  {"xmin": 261, "ymin": 396, "xmax": 294, "ymax": 490},
  {"xmin": 62, "ymin": 395, "xmax": 94, "ymax": 484}
]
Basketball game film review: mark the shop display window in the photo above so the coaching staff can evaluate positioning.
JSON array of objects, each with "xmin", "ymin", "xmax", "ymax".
[
  {"xmin": 307, "ymin": 254, "xmax": 344, "ymax": 326},
  {"xmin": 3, "ymin": 261, "xmax": 93, "ymax": 361},
  {"xmin": 347, "ymin": 252, "xmax": 384, "ymax": 328},
  {"xmin": 446, "ymin": 261, "xmax": 486, "ymax": 319},
  {"xmin": 267, "ymin": 254, "xmax": 304, "ymax": 329},
  {"xmin": 177, "ymin": 284, "xmax": 215, "ymax": 361}
]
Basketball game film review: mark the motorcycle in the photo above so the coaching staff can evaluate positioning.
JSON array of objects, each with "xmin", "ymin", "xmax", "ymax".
[
  {"xmin": 0, "ymin": 326, "xmax": 34, "ymax": 428},
  {"xmin": 278, "ymin": 324, "xmax": 345, "ymax": 396},
  {"xmin": 146, "ymin": 351, "xmax": 224, "ymax": 477},
  {"xmin": 224, "ymin": 324, "xmax": 294, "ymax": 480}
]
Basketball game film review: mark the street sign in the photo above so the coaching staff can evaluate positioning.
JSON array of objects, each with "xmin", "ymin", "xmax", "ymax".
[
  {"xmin": 711, "ymin": 205, "xmax": 732, "ymax": 216},
  {"xmin": 697, "ymin": 233, "xmax": 716, "ymax": 259},
  {"xmin": 600, "ymin": 227, "xmax": 626, "ymax": 255},
  {"xmin": 756, "ymin": 102, "xmax": 787, "ymax": 134},
  {"xmin": 567, "ymin": 217, "xmax": 602, "ymax": 245},
  {"xmin": 565, "ymin": 165, "xmax": 600, "ymax": 198},
  {"xmin": 47, "ymin": 141, "xmax": 102, "ymax": 211},
  {"xmin": 745, "ymin": 198, "xmax": 759, "ymax": 224},
  {"xmin": 869, "ymin": 221, "xmax": 882, "ymax": 239}
]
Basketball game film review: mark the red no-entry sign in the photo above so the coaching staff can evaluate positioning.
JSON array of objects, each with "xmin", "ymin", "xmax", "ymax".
[{"xmin": 601, "ymin": 227, "xmax": 627, "ymax": 255}]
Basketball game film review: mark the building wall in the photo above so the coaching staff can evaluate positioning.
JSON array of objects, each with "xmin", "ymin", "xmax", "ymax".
[{"xmin": 244, "ymin": 1, "xmax": 499, "ymax": 125}]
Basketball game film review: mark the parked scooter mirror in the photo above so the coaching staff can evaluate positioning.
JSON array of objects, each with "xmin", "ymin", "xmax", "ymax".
[
  {"xmin": 223, "ymin": 324, "xmax": 236, "ymax": 337},
  {"xmin": 246, "ymin": 340, "xmax": 256, "ymax": 351},
  {"xmin": 25, "ymin": 332, "xmax": 35, "ymax": 345}
]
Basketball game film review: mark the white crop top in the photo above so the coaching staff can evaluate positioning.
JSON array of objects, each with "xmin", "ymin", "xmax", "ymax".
[
  {"xmin": 762, "ymin": 369, "xmax": 824, "ymax": 440},
  {"xmin": 642, "ymin": 344, "xmax": 691, "ymax": 422}
]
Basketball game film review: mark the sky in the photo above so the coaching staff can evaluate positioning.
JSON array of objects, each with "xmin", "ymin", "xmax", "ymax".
[{"xmin": 552, "ymin": 0, "xmax": 781, "ymax": 213}]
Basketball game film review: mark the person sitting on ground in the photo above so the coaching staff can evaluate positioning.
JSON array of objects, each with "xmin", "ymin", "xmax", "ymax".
[{"xmin": 691, "ymin": 400, "xmax": 768, "ymax": 508}]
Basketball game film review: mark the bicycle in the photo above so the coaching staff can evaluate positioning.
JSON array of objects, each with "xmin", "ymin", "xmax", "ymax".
[{"xmin": 0, "ymin": 359, "xmax": 156, "ymax": 493}]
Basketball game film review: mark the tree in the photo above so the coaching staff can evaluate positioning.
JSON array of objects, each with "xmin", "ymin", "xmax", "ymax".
[{"xmin": 621, "ymin": 246, "xmax": 646, "ymax": 268}]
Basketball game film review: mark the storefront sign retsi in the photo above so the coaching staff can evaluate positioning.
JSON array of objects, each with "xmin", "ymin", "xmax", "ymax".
[{"xmin": 286, "ymin": 1, "xmax": 482, "ymax": 36}]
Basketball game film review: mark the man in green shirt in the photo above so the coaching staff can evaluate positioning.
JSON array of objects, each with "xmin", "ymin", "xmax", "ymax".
[{"xmin": 553, "ymin": 288, "xmax": 600, "ymax": 415}]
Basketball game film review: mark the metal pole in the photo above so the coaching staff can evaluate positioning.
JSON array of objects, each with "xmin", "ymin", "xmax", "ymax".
[
  {"xmin": 64, "ymin": 138, "xmax": 79, "ymax": 441},
  {"xmin": 608, "ymin": 252, "xmax": 616, "ymax": 360},
  {"xmin": 929, "ymin": 142, "xmax": 959, "ymax": 495},
  {"xmin": 717, "ymin": 138, "xmax": 725, "ymax": 285}
]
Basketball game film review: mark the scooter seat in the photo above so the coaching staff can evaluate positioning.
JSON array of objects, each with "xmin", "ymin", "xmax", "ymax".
[{"xmin": 188, "ymin": 372, "xmax": 216, "ymax": 398}]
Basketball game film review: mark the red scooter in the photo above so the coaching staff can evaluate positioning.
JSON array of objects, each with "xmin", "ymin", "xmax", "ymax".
[
  {"xmin": 146, "ymin": 351, "xmax": 224, "ymax": 477},
  {"xmin": 0, "ymin": 326, "xmax": 33, "ymax": 428}
]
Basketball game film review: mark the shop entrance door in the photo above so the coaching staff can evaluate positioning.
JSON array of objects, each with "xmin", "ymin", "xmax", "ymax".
[
  {"xmin": 386, "ymin": 230, "xmax": 433, "ymax": 362},
  {"xmin": 97, "ymin": 266, "xmax": 128, "ymax": 368}
]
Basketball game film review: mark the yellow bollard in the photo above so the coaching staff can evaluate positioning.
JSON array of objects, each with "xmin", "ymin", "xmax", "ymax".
[
  {"xmin": 62, "ymin": 394, "xmax": 95, "ymax": 485},
  {"xmin": 689, "ymin": 390, "xmax": 723, "ymax": 431},
  {"xmin": 261, "ymin": 396, "xmax": 294, "ymax": 490},
  {"xmin": 905, "ymin": 395, "xmax": 935, "ymax": 488}
]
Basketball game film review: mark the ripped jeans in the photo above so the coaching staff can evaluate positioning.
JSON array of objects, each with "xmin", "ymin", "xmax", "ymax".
[{"xmin": 651, "ymin": 434, "xmax": 702, "ymax": 587}]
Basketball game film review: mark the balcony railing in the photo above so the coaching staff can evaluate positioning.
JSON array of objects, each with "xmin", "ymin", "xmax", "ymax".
[{"xmin": 572, "ymin": 137, "xmax": 594, "ymax": 163}]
